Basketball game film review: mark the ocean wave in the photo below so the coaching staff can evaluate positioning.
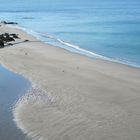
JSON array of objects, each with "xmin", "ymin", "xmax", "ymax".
[
  {"xmin": 12, "ymin": 25, "xmax": 108, "ymax": 59},
  {"xmin": 9, "ymin": 24, "xmax": 140, "ymax": 68},
  {"xmin": 30, "ymin": 31, "xmax": 111, "ymax": 59}
]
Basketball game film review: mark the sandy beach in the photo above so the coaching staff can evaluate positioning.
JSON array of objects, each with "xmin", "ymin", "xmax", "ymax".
[{"xmin": 0, "ymin": 24, "xmax": 140, "ymax": 140}]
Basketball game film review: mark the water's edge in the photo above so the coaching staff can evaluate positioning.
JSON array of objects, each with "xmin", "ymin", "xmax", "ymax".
[
  {"xmin": 0, "ymin": 63, "xmax": 52, "ymax": 140},
  {"xmin": 9, "ymin": 24, "xmax": 140, "ymax": 68},
  {"xmin": 0, "ymin": 65, "xmax": 31, "ymax": 140}
]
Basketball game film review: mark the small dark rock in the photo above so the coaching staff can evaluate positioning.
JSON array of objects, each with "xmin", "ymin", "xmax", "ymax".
[
  {"xmin": 0, "ymin": 40, "xmax": 4, "ymax": 48},
  {"xmin": 7, "ymin": 43, "xmax": 13, "ymax": 46},
  {"xmin": 24, "ymin": 40, "xmax": 29, "ymax": 42},
  {"xmin": 6, "ymin": 37, "xmax": 15, "ymax": 42},
  {"xmin": 1, "ymin": 21, "xmax": 18, "ymax": 25},
  {"xmin": 10, "ymin": 34, "xmax": 20, "ymax": 39}
]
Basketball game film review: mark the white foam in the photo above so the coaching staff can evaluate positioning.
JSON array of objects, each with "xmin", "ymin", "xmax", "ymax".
[
  {"xmin": 13, "ymin": 84, "xmax": 54, "ymax": 140},
  {"xmin": 6, "ymin": 24, "xmax": 110, "ymax": 59},
  {"xmin": 8, "ymin": 24, "xmax": 140, "ymax": 68}
]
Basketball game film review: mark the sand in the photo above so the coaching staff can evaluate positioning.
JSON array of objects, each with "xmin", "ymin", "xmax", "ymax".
[{"xmin": 0, "ymin": 24, "xmax": 140, "ymax": 140}]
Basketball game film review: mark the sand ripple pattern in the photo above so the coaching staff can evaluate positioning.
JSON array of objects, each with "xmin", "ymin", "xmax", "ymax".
[{"xmin": 13, "ymin": 83, "xmax": 140, "ymax": 140}]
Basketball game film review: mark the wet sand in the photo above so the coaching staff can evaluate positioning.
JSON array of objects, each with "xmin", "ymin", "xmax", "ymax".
[{"xmin": 0, "ymin": 24, "xmax": 140, "ymax": 140}]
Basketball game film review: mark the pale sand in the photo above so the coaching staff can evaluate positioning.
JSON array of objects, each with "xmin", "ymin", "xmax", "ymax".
[{"xmin": 0, "ymin": 24, "xmax": 140, "ymax": 140}]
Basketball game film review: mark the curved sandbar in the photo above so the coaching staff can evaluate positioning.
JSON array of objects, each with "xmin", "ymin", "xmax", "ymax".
[{"xmin": 0, "ymin": 24, "xmax": 140, "ymax": 140}]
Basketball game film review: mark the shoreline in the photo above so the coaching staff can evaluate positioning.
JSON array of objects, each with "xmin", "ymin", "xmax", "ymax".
[
  {"xmin": 8, "ymin": 24, "xmax": 140, "ymax": 69},
  {"xmin": 0, "ymin": 24, "xmax": 140, "ymax": 140},
  {"xmin": 0, "ymin": 65, "xmax": 30, "ymax": 140}
]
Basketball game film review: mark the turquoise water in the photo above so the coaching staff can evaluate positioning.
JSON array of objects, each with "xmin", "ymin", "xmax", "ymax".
[
  {"xmin": 0, "ymin": 65, "xmax": 30, "ymax": 140},
  {"xmin": 0, "ymin": 0, "xmax": 140, "ymax": 67}
]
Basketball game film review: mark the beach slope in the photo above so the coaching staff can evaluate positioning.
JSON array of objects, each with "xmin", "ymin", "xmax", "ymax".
[{"xmin": 0, "ymin": 24, "xmax": 140, "ymax": 140}]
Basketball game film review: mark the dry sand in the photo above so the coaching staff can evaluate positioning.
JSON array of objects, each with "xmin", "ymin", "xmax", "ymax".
[{"xmin": 0, "ymin": 24, "xmax": 140, "ymax": 140}]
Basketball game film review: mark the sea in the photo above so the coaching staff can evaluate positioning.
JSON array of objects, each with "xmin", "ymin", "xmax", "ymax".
[{"xmin": 0, "ymin": 0, "xmax": 140, "ymax": 67}]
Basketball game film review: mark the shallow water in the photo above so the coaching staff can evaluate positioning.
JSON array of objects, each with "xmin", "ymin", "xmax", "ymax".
[{"xmin": 0, "ymin": 65, "xmax": 30, "ymax": 140}]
